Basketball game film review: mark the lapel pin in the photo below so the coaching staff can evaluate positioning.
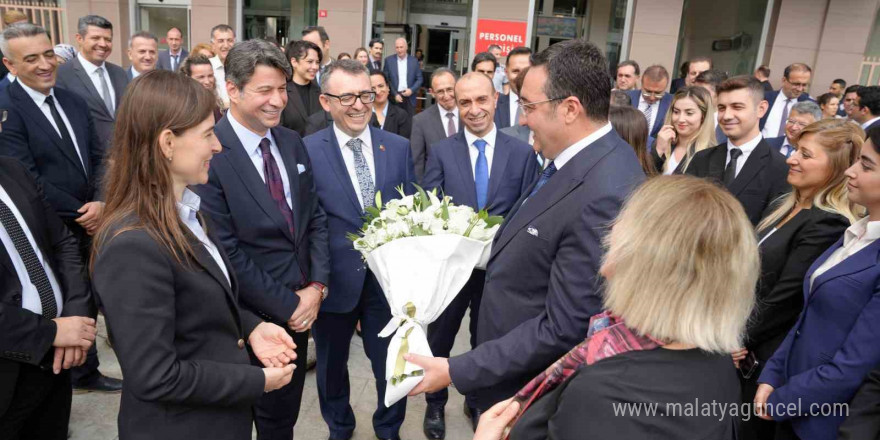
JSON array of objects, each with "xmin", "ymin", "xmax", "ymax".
[{"xmin": 379, "ymin": 145, "xmax": 386, "ymax": 151}]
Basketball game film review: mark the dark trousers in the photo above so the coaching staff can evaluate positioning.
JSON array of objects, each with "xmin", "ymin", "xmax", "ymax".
[
  {"xmin": 0, "ymin": 365, "xmax": 71, "ymax": 440},
  {"xmin": 252, "ymin": 328, "xmax": 309, "ymax": 440},
  {"xmin": 62, "ymin": 218, "xmax": 102, "ymax": 386},
  {"xmin": 394, "ymin": 96, "xmax": 414, "ymax": 116},
  {"xmin": 740, "ymin": 372, "xmax": 777, "ymax": 440},
  {"xmin": 775, "ymin": 421, "xmax": 799, "ymax": 440},
  {"xmin": 311, "ymin": 272, "xmax": 406, "ymax": 439},
  {"xmin": 425, "ymin": 270, "xmax": 485, "ymax": 410}
]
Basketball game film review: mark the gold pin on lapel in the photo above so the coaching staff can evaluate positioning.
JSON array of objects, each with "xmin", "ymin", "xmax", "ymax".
[{"xmin": 379, "ymin": 145, "xmax": 386, "ymax": 151}]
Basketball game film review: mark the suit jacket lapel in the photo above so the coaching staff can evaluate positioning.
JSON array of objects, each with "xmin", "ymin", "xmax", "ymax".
[
  {"xmin": 0, "ymin": 171, "xmax": 51, "ymax": 257},
  {"xmin": 487, "ymin": 134, "xmax": 511, "ymax": 206},
  {"xmin": 432, "ymin": 106, "xmax": 448, "ymax": 139},
  {"xmin": 808, "ymin": 239, "xmax": 880, "ymax": 298},
  {"xmin": 708, "ymin": 143, "xmax": 728, "ymax": 181},
  {"xmin": 71, "ymin": 58, "xmax": 109, "ymax": 118},
  {"xmin": 55, "ymin": 92, "xmax": 91, "ymax": 177},
  {"xmin": 271, "ymin": 126, "xmax": 302, "ymax": 240},
  {"xmin": 370, "ymin": 127, "xmax": 388, "ymax": 196},
  {"xmin": 187, "ymin": 229, "xmax": 242, "ymax": 332},
  {"xmin": 728, "ymin": 140, "xmax": 769, "ymax": 195},
  {"xmin": 323, "ymin": 129, "xmax": 366, "ymax": 215},
  {"xmin": 452, "ymin": 133, "xmax": 478, "ymax": 208},
  {"xmin": 10, "ymin": 84, "xmax": 85, "ymax": 177}
]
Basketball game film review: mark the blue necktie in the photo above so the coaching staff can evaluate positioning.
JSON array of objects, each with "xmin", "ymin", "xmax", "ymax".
[
  {"xmin": 529, "ymin": 161, "xmax": 557, "ymax": 197},
  {"xmin": 474, "ymin": 139, "xmax": 489, "ymax": 211},
  {"xmin": 783, "ymin": 144, "xmax": 793, "ymax": 158}
]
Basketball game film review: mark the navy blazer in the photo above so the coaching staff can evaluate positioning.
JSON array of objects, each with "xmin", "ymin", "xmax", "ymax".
[
  {"xmin": 0, "ymin": 76, "xmax": 9, "ymax": 90},
  {"xmin": 759, "ymin": 90, "xmax": 815, "ymax": 131},
  {"xmin": 422, "ymin": 130, "xmax": 539, "ymax": 216},
  {"xmin": 194, "ymin": 116, "xmax": 330, "ymax": 324},
  {"xmin": 383, "ymin": 54, "xmax": 423, "ymax": 107},
  {"xmin": 759, "ymin": 236, "xmax": 880, "ymax": 440},
  {"xmin": 447, "ymin": 128, "xmax": 645, "ymax": 408},
  {"xmin": 157, "ymin": 49, "xmax": 189, "ymax": 71},
  {"xmin": 303, "ymin": 126, "xmax": 416, "ymax": 314},
  {"xmin": 494, "ymin": 93, "xmax": 513, "ymax": 129},
  {"xmin": 0, "ymin": 82, "xmax": 104, "ymax": 219},
  {"xmin": 627, "ymin": 89, "xmax": 672, "ymax": 137},
  {"xmin": 765, "ymin": 135, "xmax": 786, "ymax": 155}
]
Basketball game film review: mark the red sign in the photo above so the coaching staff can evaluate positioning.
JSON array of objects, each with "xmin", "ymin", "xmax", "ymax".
[
  {"xmin": 318, "ymin": 9, "xmax": 328, "ymax": 18},
  {"xmin": 474, "ymin": 19, "xmax": 528, "ymax": 56}
]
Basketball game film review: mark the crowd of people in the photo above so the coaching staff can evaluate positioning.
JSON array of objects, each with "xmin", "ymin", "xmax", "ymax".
[{"xmin": 1, "ymin": 7, "xmax": 880, "ymax": 440}]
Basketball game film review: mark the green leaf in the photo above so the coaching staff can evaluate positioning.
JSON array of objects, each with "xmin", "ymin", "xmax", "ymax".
[
  {"xmin": 346, "ymin": 232, "xmax": 361, "ymax": 242},
  {"xmin": 440, "ymin": 203, "xmax": 450, "ymax": 221},
  {"xmin": 375, "ymin": 191, "xmax": 383, "ymax": 210},
  {"xmin": 484, "ymin": 215, "xmax": 504, "ymax": 228},
  {"xmin": 414, "ymin": 184, "xmax": 432, "ymax": 208},
  {"xmin": 411, "ymin": 224, "xmax": 431, "ymax": 236},
  {"xmin": 365, "ymin": 206, "xmax": 382, "ymax": 219}
]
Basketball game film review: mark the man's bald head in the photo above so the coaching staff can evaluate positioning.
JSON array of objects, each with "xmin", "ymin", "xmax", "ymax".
[
  {"xmin": 394, "ymin": 38, "xmax": 408, "ymax": 58},
  {"xmin": 456, "ymin": 71, "xmax": 495, "ymax": 95}
]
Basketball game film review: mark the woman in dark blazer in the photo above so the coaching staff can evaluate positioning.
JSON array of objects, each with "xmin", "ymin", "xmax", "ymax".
[
  {"xmin": 370, "ymin": 70, "xmax": 412, "ymax": 138},
  {"xmin": 755, "ymin": 124, "xmax": 880, "ymax": 440},
  {"xmin": 738, "ymin": 119, "xmax": 857, "ymax": 440},
  {"xmin": 281, "ymin": 40, "xmax": 323, "ymax": 136},
  {"xmin": 91, "ymin": 71, "xmax": 297, "ymax": 440}
]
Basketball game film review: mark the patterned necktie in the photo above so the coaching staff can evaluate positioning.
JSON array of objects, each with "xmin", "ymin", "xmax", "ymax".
[
  {"xmin": 723, "ymin": 148, "xmax": 743, "ymax": 186},
  {"xmin": 45, "ymin": 95, "xmax": 86, "ymax": 173},
  {"xmin": 446, "ymin": 112, "xmax": 456, "ymax": 137},
  {"xmin": 778, "ymin": 98, "xmax": 793, "ymax": 137},
  {"xmin": 642, "ymin": 102, "xmax": 654, "ymax": 127},
  {"xmin": 347, "ymin": 138, "xmax": 375, "ymax": 211},
  {"xmin": 529, "ymin": 161, "xmax": 557, "ymax": 197},
  {"xmin": 258, "ymin": 138, "xmax": 295, "ymax": 236},
  {"xmin": 474, "ymin": 139, "xmax": 489, "ymax": 210},
  {"xmin": 96, "ymin": 66, "xmax": 114, "ymax": 115},
  {"xmin": 0, "ymin": 198, "xmax": 57, "ymax": 318}
]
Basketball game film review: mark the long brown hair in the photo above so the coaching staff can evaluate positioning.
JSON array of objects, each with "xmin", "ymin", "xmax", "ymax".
[
  {"xmin": 91, "ymin": 70, "xmax": 217, "ymax": 270},
  {"xmin": 608, "ymin": 105, "xmax": 658, "ymax": 176}
]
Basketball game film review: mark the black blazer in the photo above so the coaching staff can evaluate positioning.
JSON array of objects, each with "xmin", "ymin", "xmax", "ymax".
[
  {"xmin": 93, "ymin": 218, "xmax": 265, "ymax": 440},
  {"xmin": 839, "ymin": 368, "xmax": 880, "ymax": 440},
  {"xmin": 194, "ymin": 115, "xmax": 331, "ymax": 325},
  {"xmin": 0, "ymin": 157, "xmax": 94, "ymax": 414},
  {"xmin": 747, "ymin": 207, "xmax": 849, "ymax": 362},
  {"xmin": 55, "ymin": 57, "xmax": 129, "ymax": 151},
  {"xmin": 685, "ymin": 138, "xmax": 791, "ymax": 226},
  {"xmin": 372, "ymin": 103, "xmax": 412, "ymax": 139},
  {"xmin": 280, "ymin": 80, "xmax": 323, "ymax": 137},
  {"xmin": 0, "ymin": 82, "xmax": 104, "ymax": 221}
]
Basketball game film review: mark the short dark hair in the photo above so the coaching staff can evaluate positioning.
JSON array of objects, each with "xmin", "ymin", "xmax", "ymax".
[
  {"xmin": 320, "ymin": 59, "xmax": 369, "ymax": 93},
  {"xmin": 832, "ymin": 78, "xmax": 847, "ymax": 88},
  {"xmin": 77, "ymin": 15, "xmax": 112, "ymax": 36},
  {"xmin": 285, "ymin": 40, "xmax": 322, "ymax": 65},
  {"xmin": 610, "ymin": 90, "xmax": 632, "ymax": 107},
  {"xmin": 643, "ymin": 65, "xmax": 670, "ymax": 83},
  {"xmin": 430, "ymin": 67, "xmax": 458, "ymax": 89},
  {"xmin": 129, "ymin": 31, "xmax": 158, "ymax": 47},
  {"xmin": 716, "ymin": 75, "xmax": 765, "ymax": 105},
  {"xmin": 530, "ymin": 37, "xmax": 610, "ymax": 122},
  {"xmin": 617, "ymin": 60, "xmax": 640, "ymax": 76},
  {"xmin": 783, "ymin": 63, "xmax": 812, "ymax": 78},
  {"xmin": 755, "ymin": 65, "xmax": 770, "ymax": 77},
  {"xmin": 867, "ymin": 125, "xmax": 880, "ymax": 154},
  {"xmin": 694, "ymin": 69, "xmax": 728, "ymax": 90},
  {"xmin": 225, "ymin": 39, "xmax": 291, "ymax": 90},
  {"xmin": 506, "ymin": 46, "xmax": 532, "ymax": 66},
  {"xmin": 817, "ymin": 92, "xmax": 838, "ymax": 107},
  {"xmin": 688, "ymin": 56, "xmax": 713, "ymax": 68},
  {"xmin": 845, "ymin": 84, "xmax": 861, "ymax": 95},
  {"xmin": 179, "ymin": 54, "xmax": 212, "ymax": 76},
  {"xmin": 302, "ymin": 26, "xmax": 329, "ymax": 44},
  {"xmin": 210, "ymin": 24, "xmax": 234, "ymax": 40},
  {"xmin": 369, "ymin": 38, "xmax": 383, "ymax": 49},
  {"xmin": 369, "ymin": 70, "xmax": 388, "ymax": 84},
  {"xmin": 857, "ymin": 86, "xmax": 880, "ymax": 116},
  {"xmin": 471, "ymin": 52, "xmax": 497, "ymax": 72}
]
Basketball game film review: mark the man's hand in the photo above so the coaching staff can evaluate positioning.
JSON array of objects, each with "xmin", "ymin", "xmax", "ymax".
[
  {"xmin": 404, "ymin": 354, "xmax": 451, "ymax": 395},
  {"xmin": 474, "ymin": 398, "xmax": 520, "ymax": 440},
  {"xmin": 263, "ymin": 364, "xmax": 295, "ymax": 392},
  {"xmin": 249, "ymin": 322, "xmax": 297, "ymax": 367},
  {"xmin": 75, "ymin": 201, "xmax": 105, "ymax": 235},
  {"xmin": 52, "ymin": 346, "xmax": 87, "ymax": 374},
  {"xmin": 394, "ymin": 94, "xmax": 404, "ymax": 104},
  {"xmin": 287, "ymin": 286, "xmax": 321, "ymax": 332},
  {"xmin": 403, "ymin": 88, "xmax": 413, "ymax": 97},
  {"xmin": 52, "ymin": 316, "xmax": 97, "ymax": 349},
  {"xmin": 754, "ymin": 384, "xmax": 775, "ymax": 421}
]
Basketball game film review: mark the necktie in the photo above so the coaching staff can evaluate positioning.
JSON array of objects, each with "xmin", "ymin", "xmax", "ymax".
[
  {"xmin": 514, "ymin": 106, "xmax": 522, "ymax": 126},
  {"xmin": 171, "ymin": 55, "xmax": 178, "ymax": 71},
  {"xmin": 446, "ymin": 112, "xmax": 456, "ymax": 137},
  {"xmin": 783, "ymin": 144, "xmax": 793, "ymax": 158},
  {"xmin": 778, "ymin": 98, "xmax": 793, "ymax": 137},
  {"xmin": 347, "ymin": 138, "xmax": 375, "ymax": 211},
  {"xmin": 45, "ymin": 95, "xmax": 86, "ymax": 173},
  {"xmin": 258, "ymin": 138, "xmax": 295, "ymax": 236},
  {"xmin": 474, "ymin": 139, "xmax": 489, "ymax": 210},
  {"xmin": 96, "ymin": 66, "xmax": 114, "ymax": 115},
  {"xmin": 529, "ymin": 161, "xmax": 557, "ymax": 197},
  {"xmin": 0, "ymin": 198, "xmax": 57, "ymax": 318},
  {"xmin": 723, "ymin": 148, "xmax": 743, "ymax": 186},
  {"xmin": 642, "ymin": 102, "xmax": 654, "ymax": 127}
]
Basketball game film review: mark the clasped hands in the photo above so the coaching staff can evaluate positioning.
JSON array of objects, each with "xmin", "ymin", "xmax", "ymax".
[
  {"xmin": 51, "ymin": 316, "xmax": 98, "ymax": 374},
  {"xmin": 731, "ymin": 348, "xmax": 775, "ymax": 421}
]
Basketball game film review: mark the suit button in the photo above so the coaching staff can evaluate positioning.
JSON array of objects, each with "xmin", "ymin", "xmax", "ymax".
[
  {"xmin": 12, "ymin": 294, "xmax": 21, "ymax": 302},
  {"xmin": 795, "ymin": 330, "xmax": 801, "ymax": 336},
  {"xmin": 237, "ymin": 339, "xmax": 245, "ymax": 349}
]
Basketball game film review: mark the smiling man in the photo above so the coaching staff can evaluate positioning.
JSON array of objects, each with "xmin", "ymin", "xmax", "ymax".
[
  {"xmin": 410, "ymin": 67, "xmax": 459, "ymax": 181},
  {"xmin": 303, "ymin": 59, "xmax": 415, "ymax": 440},
  {"xmin": 208, "ymin": 24, "xmax": 235, "ymax": 106},
  {"xmin": 126, "ymin": 31, "xmax": 158, "ymax": 79},
  {"xmin": 761, "ymin": 63, "xmax": 815, "ymax": 137}
]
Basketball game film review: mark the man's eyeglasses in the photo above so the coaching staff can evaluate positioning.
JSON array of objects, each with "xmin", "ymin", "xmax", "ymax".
[
  {"xmin": 517, "ymin": 97, "xmax": 565, "ymax": 115},
  {"xmin": 785, "ymin": 119, "xmax": 811, "ymax": 129},
  {"xmin": 324, "ymin": 92, "xmax": 376, "ymax": 106},
  {"xmin": 642, "ymin": 91, "xmax": 665, "ymax": 99}
]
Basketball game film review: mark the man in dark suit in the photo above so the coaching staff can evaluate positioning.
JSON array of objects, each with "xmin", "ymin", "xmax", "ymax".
[
  {"xmin": 368, "ymin": 39, "xmax": 384, "ymax": 73},
  {"xmin": 384, "ymin": 37, "xmax": 422, "ymax": 116},
  {"xmin": 851, "ymin": 85, "xmax": 880, "ymax": 132},
  {"xmin": 194, "ymin": 40, "xmax": 331, "ymax": 440},
  {"xmin": 407, "ymin": 38, "xmax": 645, "ymax": 421},
  {"xmin": 764, "ymin": 100, "xmax": 821, "ymax": 158},
  {"xmin": 694, "ymin": 69, "xmax": 729, "ymax": 144},
  {"xmin": 156, "ymin": 27, "xmax": 188, "ymax": 71},
  {"xmin": 56, "ymin": 15, "xmax": 129, "ymax": 152},
  {"xmin": 303, "ymin": 60, "xmax": 415, "ymax": 440},
  {"xmin": 760, "ymin": 63, "xmax": 814, "ymax": 137},
  {"xmin": 686, "ymin": 76, "xmax": 790, "ymax": 226},
  {"xmin": 420, "ymin": 72, "xmax": 539, "ymax": 438},
  {"xmin": 281, "ymin": 40, "xmax": 323, "ymax": 137},
  {"xmin": 124, "ymin": 31, "xmax": 158, "ymax": 80},
  {"xmin": 627, "ymin": 65, "xmax": 672, "ymax": 138},
  {"xmin": 410, "ymin": 68, "xmax": 460, "ymax": 182},
  {"xmin": 754, "ymin": 65, "xmax": 774, "ymax": 93},
  {"xmin": 494, "ymin": 47, "xmax": 532, "ymax": 132},
  {"xmin": 0, "ymin": 156, "xmax": 98, "ymax": 440}
]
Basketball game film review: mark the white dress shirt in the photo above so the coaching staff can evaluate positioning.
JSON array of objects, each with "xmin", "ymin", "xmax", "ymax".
[
  {"xmin": 493, "ymin": 66, "xmax": 506, "ymax": 93},
  {"xmin": 437, "ymin": 105, "xmax": 460, "ymax": 134},
  {"xmin": 638, "ymin": 95, "xmax": 659, "ymax": 131},
  {"xmin": 76, "ymin": 53, "xmax": 116, "ymax": 110},
  {"xmin": 0, "ymin": 184, "xmax": 63, "ymax": 316},
  {"xmin": 664, "ymin": 150, "xmax": 682, "ymax": 175},
  {"xmin": 762, "ymin": 92, "xmax": 795, "ymax": 137},
  {"xmin": 129, "ymin": 66, "xmax": 142, "ymax": 79},
  {"xmin": 553, "ymin": 123, "xmax": 613, "ymax": 170},
  {"xmin": 6, "ymin": 73, "xmax": 15, "ymax": 83},
  {"xmin": 509, "ymin": 91, "xmax": 520, "ymax": 126},
  {"xmin": 726, "ymin": 133, "xmax": 763, "ymax": 178},
  {"xmin": 861, "ymin": 116, "xmax": 880, "ymax": 130},
  {"xmin": 780, "ymin": 136, "xmax": 794, "ymax": 157},
  {"xmin": 334, "ymin": 124, "xmax": 376, "ymax": 208},
  {"xmin": 177, "ymin": 188, "xmax": 230, "ymax": 286},
  {"xmin": 227, "ymin": 111, "xmax": 293, "ymax": 209},
  {"xmin": 210, "ymin": 56, "xmax": 229, "ymax": 104},
  {"xmin": 463, "ymin": 126, "xmax": 497, "ymax": 179},
  {"xmin": 396, "ymin": 56, "xmax": 409, "ymax": 91},
  {"xmin": 169, "ymin": 50, "xmax": 183, "ymax": 71},
  {"xmin": 19, "ymin": 81, "xmax": 85, "ymax": 171},
  {"xmin": 810, "ymin": 217, "xmax": 880, "ymax": 289}
]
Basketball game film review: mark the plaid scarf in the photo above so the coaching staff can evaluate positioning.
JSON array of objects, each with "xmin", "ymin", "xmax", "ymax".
[{"xmin": 507, "ymin": 311, "xmax": 664, "ymax": 434}]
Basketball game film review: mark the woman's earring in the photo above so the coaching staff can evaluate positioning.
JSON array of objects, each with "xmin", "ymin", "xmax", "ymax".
[{"xmin": 167, "ymin": 155, "xmax": 173, "ymax": 162}]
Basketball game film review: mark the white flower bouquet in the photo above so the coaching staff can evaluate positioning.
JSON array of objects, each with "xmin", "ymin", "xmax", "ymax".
[{"xmin": 348, "ymin": 185, "xmax": 503, "ymax": 407}]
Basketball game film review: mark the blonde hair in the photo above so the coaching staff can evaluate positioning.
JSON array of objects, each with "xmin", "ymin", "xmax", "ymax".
[
  {"xmin": 661, "ymin": 86, "xmax": 717, "ymax": 173},
  {"xmin": 191, "ymin": 42, "xmax": 215, "ymax": 58},
  {"xmin": 757, "ymin": 119, "xmax": 863, "ymax": 232},
  {"xmin": 3, "ymin": 10, "xmax": 27, "ymax": 26},
  {"xmin": 603, "ymin": 176, "xmax": 758, "ymax": 353}
]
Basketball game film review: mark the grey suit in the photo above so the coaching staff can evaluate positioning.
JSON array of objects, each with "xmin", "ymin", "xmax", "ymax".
[
  {"xmin": 410, "ymin": 103, "xmax": 458, "ymax": 182},
  {"xmin": 501, "ymin": 124, "xmax": 530, "ymax": 144},
  {"xmin": 56, "ymin": 57, "xmax": 129, "ymax": 152},
  {"xmin": 157, "ymin": 49, "xmax": 189, "ymax": 72}
]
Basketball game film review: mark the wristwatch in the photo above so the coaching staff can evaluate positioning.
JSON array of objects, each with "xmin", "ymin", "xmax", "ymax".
[{"xmin": 308, "ymin": 282, "xmax": 328, "ymax": 301}]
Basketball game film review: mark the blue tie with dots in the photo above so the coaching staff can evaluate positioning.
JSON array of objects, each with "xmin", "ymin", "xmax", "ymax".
[
  {"xmin": 474, "ymin": 139, "xmax": 489, "ymax": 211},
  {"xmin": 529, "ymin": 161, "xmax": 558, "ymax": 197}
]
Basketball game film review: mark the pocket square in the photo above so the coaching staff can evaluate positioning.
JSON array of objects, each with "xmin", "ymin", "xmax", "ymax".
[
  {"xmin": 527, "ymin": 226, "xmax": 539, "ymax": 237},
  {"xmin": 297, "ymin": 164, "xmax": 306, "ymax": 174}
]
